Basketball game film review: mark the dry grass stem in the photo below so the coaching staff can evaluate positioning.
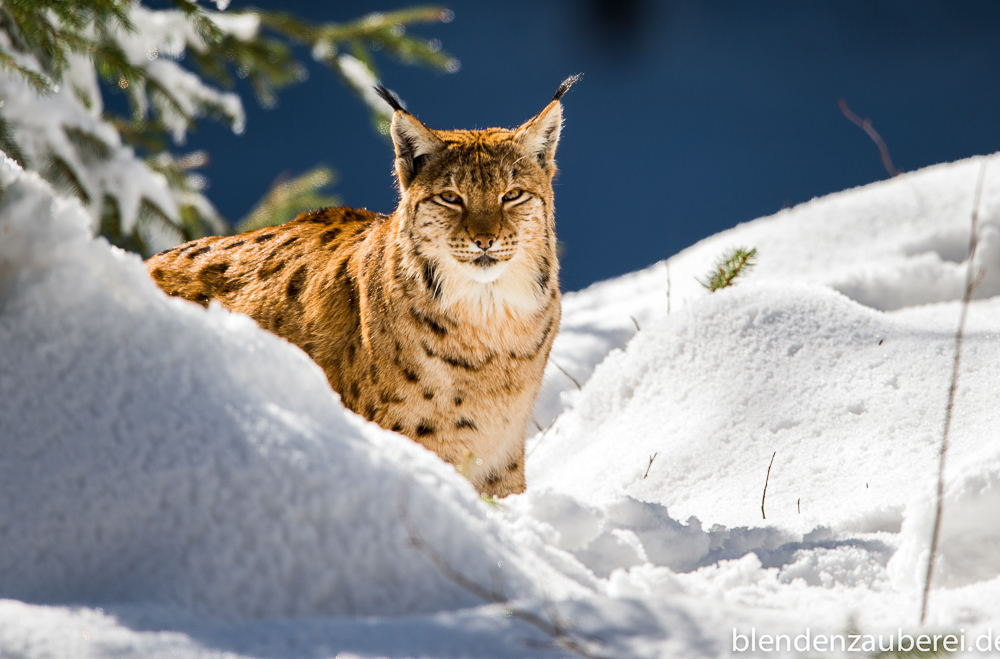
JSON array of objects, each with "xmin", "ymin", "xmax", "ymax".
[
  {"xmin": 525, "ymin": 413, "xmax": 562, "ymax": 459},
  {"xmin": 921, "ymin": 159, "xmax": 989, "ymax": 625},
  {"xmin": 643, "ymin": 452, "xmax": 658, "ymax": 479},
  {"xmin": 553, "ymin": 361, "xmax": 582, "ymax": 391},
  {"xmin": 761, "ymin": 451, "xmax": 776, "ymax": 520},
  {"xmin": 666, "ymin": 261, "xmax": 672, "ymax": 314},
  {"xmin": 397, "ymin": 478, "xmax": 609, "ymax": 659}
]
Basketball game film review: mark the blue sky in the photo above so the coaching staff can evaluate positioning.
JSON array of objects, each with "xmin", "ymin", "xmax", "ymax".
[{"xmin": 182, "ymin": 0, "xmax": 1000, "ymax": 292}]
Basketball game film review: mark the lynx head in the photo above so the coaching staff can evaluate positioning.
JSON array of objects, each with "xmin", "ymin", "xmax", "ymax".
[{"xmin": 376, "ymin": 76, "xmax": 579, "ymax": 315}]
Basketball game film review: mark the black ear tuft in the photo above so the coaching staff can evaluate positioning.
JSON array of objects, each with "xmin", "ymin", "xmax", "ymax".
[
  {"xmin": 552, "ymin": 74, "xmax": 583, "ymax": 102},
  {"xmin": 374, "ymin": 84, "xmax": 406, "ymax": 112}
]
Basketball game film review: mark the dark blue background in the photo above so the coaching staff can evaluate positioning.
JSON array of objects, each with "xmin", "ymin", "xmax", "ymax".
[{"xmin": 181, "ymin": 0, "xmax": 1000, "ymax": 292}]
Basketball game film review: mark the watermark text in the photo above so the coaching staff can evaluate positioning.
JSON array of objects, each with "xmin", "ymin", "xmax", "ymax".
[{"xmin": 733, "ymin": 627, "xmax": 1000, "ymax": 653}]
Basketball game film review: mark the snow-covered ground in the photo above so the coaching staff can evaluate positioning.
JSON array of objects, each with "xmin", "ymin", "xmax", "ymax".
[{"xmin": 2, "ymin": 151, "xmax": 999, "ymax": 657}]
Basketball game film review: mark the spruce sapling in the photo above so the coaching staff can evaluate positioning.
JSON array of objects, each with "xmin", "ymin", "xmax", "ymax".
[{"xmin": 700, "ymin": 247, "xmax": 758, "ymax": 292}]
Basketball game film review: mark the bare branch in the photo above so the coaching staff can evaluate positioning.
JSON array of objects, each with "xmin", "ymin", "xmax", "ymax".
[{"xmin": 839, "ymin": 99, "xmax": 902, "ymax": 178}]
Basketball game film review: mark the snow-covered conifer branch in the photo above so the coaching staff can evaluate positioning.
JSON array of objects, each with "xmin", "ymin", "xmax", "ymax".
[
  {"xmin": 259, "ymin": 6, "xmax": 459, "ymax": 125},
  {"xmin": 0, "ymin": 1, "xmax": 457, "ymax": 255}
]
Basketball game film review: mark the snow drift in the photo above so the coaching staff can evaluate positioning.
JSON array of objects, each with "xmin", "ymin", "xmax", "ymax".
[
  {"xmin": 0, "ymin": 155, "xmax": 562, "ymax": 619},
  {"xmin": 2, "ymin": 151, "xmax": 1000, "ymax": 657},
  {"xmin": 526, "ymin": 155, "xmax": 1000, "ymax": 607},
  {"xmin": 531, "ymin": 283, "xmax": 1000, "ymax": 534}
]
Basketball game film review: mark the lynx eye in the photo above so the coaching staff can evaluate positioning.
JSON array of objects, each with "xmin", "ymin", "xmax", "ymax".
[
  {"xmin": 438, "ymin": 191, "xmax": 462, "ymax": 205},
  {"xmin": 502, "ymin": 189, "xmax": 523, "ymax": 202}
]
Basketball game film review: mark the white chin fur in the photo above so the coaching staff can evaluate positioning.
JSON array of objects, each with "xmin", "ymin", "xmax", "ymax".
[
  {"xmin": 434, "ymin": 253, "xmax": 544, "ymax": 316},
  {"xmin": 464, "ymin": 261, "xmax": 507, "ymax": 283}
]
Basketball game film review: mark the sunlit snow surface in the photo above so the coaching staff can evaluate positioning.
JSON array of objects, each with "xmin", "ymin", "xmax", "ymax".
[{"xmin": 2, "ymin": 153, "xmax": 1000, "ymax": 657}]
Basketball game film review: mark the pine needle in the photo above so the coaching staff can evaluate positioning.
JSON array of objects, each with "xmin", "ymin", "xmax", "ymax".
[
  {"xmin": 235, "ymin": 165, "xmax": 340, "ymax": 233},
  {"xmin": 0, "ymin": 116, "xmax": 29, "ymax": 168}
]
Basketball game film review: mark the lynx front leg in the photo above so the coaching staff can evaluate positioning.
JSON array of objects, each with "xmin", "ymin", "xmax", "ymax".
[{"xmin": 477, "ymin": 454, "xmax": 526, "ymax": 498}]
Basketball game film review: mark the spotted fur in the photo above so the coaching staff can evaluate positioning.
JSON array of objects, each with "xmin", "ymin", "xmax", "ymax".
[{"xmin": 146, "ymin": 78, "xmax": 576, "ymax": 497}]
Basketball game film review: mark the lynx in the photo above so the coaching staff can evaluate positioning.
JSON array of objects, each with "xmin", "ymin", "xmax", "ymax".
[{"xmin": 146, "ymin": 77, "xmax": 578, "ymax": 497}]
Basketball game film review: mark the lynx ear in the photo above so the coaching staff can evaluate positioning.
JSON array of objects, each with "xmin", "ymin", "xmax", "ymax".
[
  {"xmin": 375, "ymin": 85, "xmax": 446, "ymax": 190},
  {"xmin": 514, "ymin": 74, "xmax": 580, "ymax": 178}
]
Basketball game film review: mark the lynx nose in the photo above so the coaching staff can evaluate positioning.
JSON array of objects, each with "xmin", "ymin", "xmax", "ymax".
[{"xmin": 473, "ymin": 234, "xmax": 496, "ymax": 251}]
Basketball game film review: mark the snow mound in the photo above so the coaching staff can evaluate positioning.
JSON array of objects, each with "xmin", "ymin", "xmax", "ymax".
[
  {"xmin": 515, "ymin": 155, "xmax": 1000, "ymax": 635},
  {"xmin": 891, "ymin": 447, "xmax": 1000, "ymax": 590},
  {"xmin": 533, "ymin": 155, "xmax": 1000, "ymax": 427},
  {"xmin": 532, "ymin": 283, "xmax": 998, "ymax": 528},
  {"xmin": 0, "ymin": 157, "xmax": 556, "ymax": 619},
  {"xmin": 526, "ymin": 283, "xmax": 1000, "ymax": 582}
]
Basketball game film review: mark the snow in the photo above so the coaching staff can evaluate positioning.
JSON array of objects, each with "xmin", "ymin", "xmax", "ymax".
[
  {"xmin": 0, "ymin": 155, "xmax": 576, "ymax": 618},
  {"xmin": 0, "ymin": 3, "xmax": 264, "ymax": 243},
  {"xmin": 2, "ymin": 150, "xmax": 1000, "ymax": 657},
  {"xmin": 335, "ymin": 54, "xmax": 397, "ymax": 120},
  {"xmin": 530, "ymin": 284, "xmax": 1000, "ymax": 533},
  {"xmin": 124, "ymin": 6, "xmax": 251, "ymax": 141}
]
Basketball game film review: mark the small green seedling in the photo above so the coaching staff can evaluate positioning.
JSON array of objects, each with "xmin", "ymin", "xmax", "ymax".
[{"xmin": 700, "ymin": 246, "xmax": 758, "ymax": 292}]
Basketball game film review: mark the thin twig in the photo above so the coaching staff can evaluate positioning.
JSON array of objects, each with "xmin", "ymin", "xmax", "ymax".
[
  {"xmin": 525, "ymin": 412, "xmax": 562, "ymax": 459},
  {"xmin": 553, "ymin": 361, "xmax": 582, "ymax": 391},
  {"xmin": 629, "ymin": 315, "xmax": 641, "ymax": 331},
  {"xmin": 797, "ymin": 497, "xmax": 801, "ymax": 514},
  {"xmin": 921, "ymin": 160, "xmax": 988, "ymax": 625},
  {"xmin": 643, "ymin": 452, "xmax": 658, "ymax": 479},
  {"xmin": 397, "ymin": 478, "xmax": 608, "ymax": 658},
  {"xmin": 531, "ymin": 417, "xmax": 543, "ymax": 433},
  {"xmin": 838, "ymin": 99, "xmax": 902, "ymax": 178},
  {"xmin": 761, "ymin": 451, "xmax": 776, "ymax": 520},
  {"xmin": 397, "ymin": 479, "xmax": 496, "ymax": 601}
]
